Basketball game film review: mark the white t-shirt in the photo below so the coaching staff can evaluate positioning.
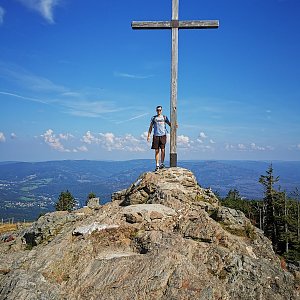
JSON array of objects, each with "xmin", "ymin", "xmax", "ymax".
[{"xmin": 151, "ymin": 115, "xmax": 169, "ymax": 136}]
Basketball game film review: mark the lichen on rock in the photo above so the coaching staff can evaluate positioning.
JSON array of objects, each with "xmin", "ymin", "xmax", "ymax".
[{"xmin": 0, "ymin": 167, "xmax": 298, "ymax": 300}]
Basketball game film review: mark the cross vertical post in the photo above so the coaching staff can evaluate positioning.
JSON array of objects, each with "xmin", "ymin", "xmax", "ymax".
[
  {"xmin": 132, "ymin": 0, "xmax": 219, "ymax": 167},
  {"xmin": 170, "ymin": 0, "xmax": 178, "ymax": 167}
]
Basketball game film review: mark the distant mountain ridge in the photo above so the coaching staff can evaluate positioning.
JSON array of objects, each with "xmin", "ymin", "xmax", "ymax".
[{"xmin": 0, "ymin": 160, "xmax": 299, "ymax": 221}]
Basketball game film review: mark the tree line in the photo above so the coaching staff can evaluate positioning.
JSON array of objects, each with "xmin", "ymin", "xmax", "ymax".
[{"xmin": 220, "ymin": 164, "xmax": 300, "ymax": 262}]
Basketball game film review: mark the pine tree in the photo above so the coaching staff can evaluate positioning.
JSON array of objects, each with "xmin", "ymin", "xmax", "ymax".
[
  {"xmin": 55, "ymin": 190, "xmax": 76, "ymax": 212},
  {"xmin": 273, "ymin": 190, "xmax": 291, "ymax": 255},
  {"xmin": 221, "ymin": 189, "xmax": 256, "ymax": 222},
  {"xmin": 222, "ymin": 189, "xmax": 242, "ymax": 208},
  {"xmin": 284, "ymin": 191, "xmax": 300, "ymax": 261},
  {"xmin": 225, "ymin": 188, "xmax": 241, "ymax": 201},
  {"xmin": 87, "ymin": 192, "xmax": 96, "ymax": 200},
  {"xmin": 292, "ymin": 188, "xmax": 300, "ymax": 242},
  {"xmin": 252, "ymin": 200, "xmax": 264, "ymax": 230},
  {"xmin": 259, "ymin": 164, "xmax": 279, "ymax": 250}
]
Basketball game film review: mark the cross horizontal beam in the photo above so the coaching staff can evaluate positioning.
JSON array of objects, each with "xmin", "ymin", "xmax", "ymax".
[{"xmin": 132, "ymin": 20, "xmax": 219, "ymax": 30}]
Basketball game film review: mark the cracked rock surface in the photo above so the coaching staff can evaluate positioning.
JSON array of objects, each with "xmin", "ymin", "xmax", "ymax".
[{"xmin": 0, "ymin": 167, "xmax": 299, "ymax": 299}]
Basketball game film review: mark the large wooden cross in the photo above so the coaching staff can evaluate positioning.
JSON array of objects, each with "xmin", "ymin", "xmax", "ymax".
[{"xmin": 132, "ymin": 0, "xmax": 219, "ymax": 167}]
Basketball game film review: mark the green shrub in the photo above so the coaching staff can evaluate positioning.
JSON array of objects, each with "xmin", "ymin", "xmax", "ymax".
[{"xmin": 55, "ymin": 190, "xmax": 75, "ymax": 212}]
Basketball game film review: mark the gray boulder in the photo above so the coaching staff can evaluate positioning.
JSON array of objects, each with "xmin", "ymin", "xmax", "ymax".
[
  {"xmin": 113, "ymin": 167, "xmax": 220, "ymax": 208},
  {"xmin": 86, "ymin": 197, "xmax": 100, "ymax": 209},
  {"xmin": 21, "ymin": 211, "xmax": 84, "ymax": 247}
]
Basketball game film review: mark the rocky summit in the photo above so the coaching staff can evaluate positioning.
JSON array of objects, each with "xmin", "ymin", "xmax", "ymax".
[{"xmin": 0, "ymin": 167, "xmax": 299, "ymax": 300}]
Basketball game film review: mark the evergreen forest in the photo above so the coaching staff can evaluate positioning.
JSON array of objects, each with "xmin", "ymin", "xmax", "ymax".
[{"xmin": 220, "ymin": 164, "xmax": 300, "ymax": 263}]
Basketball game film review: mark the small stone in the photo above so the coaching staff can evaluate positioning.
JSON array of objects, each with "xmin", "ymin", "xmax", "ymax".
[
  {"xmin": 0, "ymin": 269, "xmax": 10, "ymax": 275},
  {"xmin": 124, "ymin": 213, "xmax": 143, "ymax": 224},
  {"xmin": 149, "ymin": 211, "xmax": 164, "ymax": 220},
  {"xmin": 5, "ymin": 235, "xmax": 15, "ymax": 243}
]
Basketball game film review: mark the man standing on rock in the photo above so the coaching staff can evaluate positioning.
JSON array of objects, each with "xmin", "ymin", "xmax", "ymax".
[{"xmin": 147, "ymin": 105, "xmax": 171, "ymax": 171}]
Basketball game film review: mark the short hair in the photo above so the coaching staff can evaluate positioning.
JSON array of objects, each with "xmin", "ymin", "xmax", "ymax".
[{"xmin": 156, "ymin": 105, "xmax": 162, "ymax": 110}]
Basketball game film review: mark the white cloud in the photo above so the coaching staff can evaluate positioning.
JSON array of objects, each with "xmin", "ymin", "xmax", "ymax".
[
  {"xmin": 114, "ymin": 72, "xmax": 152, "ymax": 79},
  {"xmin": 123, "ymin": 134, "xmax": 146, "ymax": 152},
  {"xmin": 0, "ymin": 64, "xmax": 125, "ymax": 119},
  {"xmin": 0, "ymin": 64, "xmax": 67, "ymax": 93},
  {"xmin": 178, "ymin": 135, "xmax": 191, "ymax": 148},
  {"xmin": 99, "ymin": 132, "xmax": 115, "ymax": 150},
  {"xmin": 0, "ymin": 132, "xmax": 5, "ymax": 142},
  {"xmin": 38, "ymin": 129, "xmax": 277, "ymax": 156},
  {"xmin": 59, "ymin": 133, "xmax": 73, "ymax": 140},
  {"xmin": 297, "ymin": 144, "xmax": 300, "ymax": 150},
  {"xmin": 225, "ymin": 142, "xmax": 270, "ymax": 152},
  {"xmin": 266, "ymin": 146, "xmax": 275, "ymax": 151},
  {"xmin": 116, "ymin": 113, "xmax": 149, "ymax": 124},
  {"xmin": 203, "ymin": 145, "xmax": 213, "ymax": 150},
  {"xmin": 178, "ymin": 135, "xmax": 189, "ymax": 143},
  {"xmin": 82, "ymin": 131, "xmax": 100, "ymax": 145},
  {"xmin": 238, "ymin": 143, "xmax": 246, "ymax": 150},
  {"xmin": 10, "ymin": 133, "xmax": 17, "ymax": 139},
  {"xmin": 41, "ymin": 129, "xmax": 70, "ymax": 152},
  {"xmin": 99, "ymin": 133, "xmax": 142, "ymax": 152},
  {"xmin": 0, "ymin": 6, "xmax": 5, "ymax": 25},
  {"xmin": 82, "ymin": 131, "xmax": 147, "ymax": 152},
  {"xmin": 225, "ymin": 144, "xmax": 234, "ymax": 150},
  {"xmin": 250, "ymin": 143, "xmax": 265, "ymax": 151},
  {"xmin": 199, "ymin": 132, "xmax": 207, "ymax": 139},
  {"xmin": 77, "ymin": 145, "xmax": 88, "ymax": 152},
  {"xmin": 141, "ymin": 132, "xmax": 148, "ymax": 140},
  {"xmin": 0, "ymin": 91, "xmax": 49, "ymax": 105},
  {"xmin": 42, "ymin": 130, "xmax": 88, "ymax": 153},
  {"xmin": 65, "ymin": 100, "xmax": 121, "ymax": 117},
  {"xmin": 17, "ymin": 0, "xmax": 61, "ymax": 24},
  {"xmin": 0, "ymin": 90, "xmax": 120, "ymax": 119},
  {"xmin": 177, "ymin": 134, "xmax": 216, "ymax": 152}
]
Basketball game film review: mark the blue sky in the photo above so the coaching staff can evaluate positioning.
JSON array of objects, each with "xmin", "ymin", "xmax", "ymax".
[{"xmin": 0, "ymin": 0, "xmax": 299, "ymax": 162}]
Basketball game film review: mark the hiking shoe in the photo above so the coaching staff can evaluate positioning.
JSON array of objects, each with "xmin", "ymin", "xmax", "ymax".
[
  {"xmin": 160, "ymin": 163, "xmax": 165, "ymax": 169},
  {"xmin": 155, "ymin": 166, "xmax": 160, "ymax": 172}
]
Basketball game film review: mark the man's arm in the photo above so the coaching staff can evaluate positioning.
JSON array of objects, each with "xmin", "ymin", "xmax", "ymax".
[
  {"xmin": 165, "ymin": 116, "xmax": 172, "ymax": 127},
  {"xmin": 147, "ymin": 123, "xmax": 153, "ymax": 142},
  {"xmin": 167, "ymin": 119, "xmax": 178, "ymax": 128},
  {"xmin": 164, "ymin": 115, "xmax": 171, "ymax": 127}
]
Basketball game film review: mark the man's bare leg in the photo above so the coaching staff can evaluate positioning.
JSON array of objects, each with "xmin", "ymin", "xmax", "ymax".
[
  {"xmin": 155, "ymin": 149, "xmax": 160, "ymax": 167},
  {"xmin": 161, "ymin": 148, "xmax": 165, "ymax": 166}
]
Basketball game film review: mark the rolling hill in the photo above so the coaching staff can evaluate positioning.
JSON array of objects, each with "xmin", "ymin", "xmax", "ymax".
[{"xmin": 0, "ymin": 160, "xmax": 299, "ymax": 221}]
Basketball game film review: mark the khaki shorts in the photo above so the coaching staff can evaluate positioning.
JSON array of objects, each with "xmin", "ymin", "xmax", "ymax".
[{"xmin": 151, "ymin": 135, "xmax": 167, "ymax": 149}]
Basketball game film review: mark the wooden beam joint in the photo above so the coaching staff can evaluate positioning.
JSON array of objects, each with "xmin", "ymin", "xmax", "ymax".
[{"xmin": 171, "ymin": 20, "xmax": 179, "ymax": 28}]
